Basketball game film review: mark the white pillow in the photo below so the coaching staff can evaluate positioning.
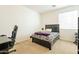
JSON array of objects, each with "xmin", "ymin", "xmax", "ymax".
[{"xmin": 45, "ymin": 29, "xmax": 52, "ymax": 32}]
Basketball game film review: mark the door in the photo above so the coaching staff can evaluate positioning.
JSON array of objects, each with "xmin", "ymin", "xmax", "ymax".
[{"xmin": 78, "ymin": 17, "xmax": 79, "ymax": 54}]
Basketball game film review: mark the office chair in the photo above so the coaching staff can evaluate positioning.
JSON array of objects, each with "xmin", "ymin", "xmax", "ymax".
[{"xmin": 0, "ymin": 25, "xmax": 18, "ymax": 54}]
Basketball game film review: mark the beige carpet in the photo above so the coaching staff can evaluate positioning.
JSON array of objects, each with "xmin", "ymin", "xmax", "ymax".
[
  {"xmin": 13, "ymin": 39, "xmax": 77, "ymax": 54},
  {"xmin": 51, "ymin": 40, "xmax": 77, "ymax": 54}
]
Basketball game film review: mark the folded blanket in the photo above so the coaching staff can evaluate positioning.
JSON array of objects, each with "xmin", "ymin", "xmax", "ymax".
[{"xmin": 35, "ymin": 32, "xmax": 50, "ymax": 36}]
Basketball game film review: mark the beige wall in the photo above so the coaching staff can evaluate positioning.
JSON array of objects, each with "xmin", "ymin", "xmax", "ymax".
[
  {"xmin": 40, "ymin": 11, "xmax": 58, "ymax": 29},
  {"xmin": 60, "ymin": 29, "xmax": 76, "ymax": 42},
  {"xmin": 0, "ymin": 6, "xmax": 40, "ymax": 43},
  {"xmin": 41, "ymin": 6, "xmax": 79, "ymax": 42}
]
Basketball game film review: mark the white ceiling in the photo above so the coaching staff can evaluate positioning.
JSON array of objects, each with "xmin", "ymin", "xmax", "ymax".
[{"xmin": 26, "ymin": 5, "xmax": 69, "ymax": 13}]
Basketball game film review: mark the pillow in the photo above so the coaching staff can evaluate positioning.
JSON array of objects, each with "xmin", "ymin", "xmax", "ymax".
[{"xmin": 45, "ymin": 29, "xmax": 52, "ymax": 32}]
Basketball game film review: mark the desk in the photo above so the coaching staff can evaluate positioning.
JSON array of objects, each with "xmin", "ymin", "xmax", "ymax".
[
  {"xmin": 0, "ymin": 36, "xmax": 11, "ymax": 44},
  {"xmin": 0, "ymin": 36, "xmax": 11, "ymax": 50}
]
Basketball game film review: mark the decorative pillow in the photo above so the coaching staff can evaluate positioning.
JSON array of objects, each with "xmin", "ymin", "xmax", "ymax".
[{"xmin": 45, "ymin": 29, "xmax": 52, "ymax": 32}]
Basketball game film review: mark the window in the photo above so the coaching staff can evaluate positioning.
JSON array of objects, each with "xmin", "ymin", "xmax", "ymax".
[{"xmin": 59, "ymin": 10, "xmax": 78, "ymax": 29}]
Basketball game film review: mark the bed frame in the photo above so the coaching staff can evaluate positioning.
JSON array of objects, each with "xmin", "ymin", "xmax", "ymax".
[{"xmin": 30, "ymin": 24, "xmax": 59, "ymax": 50}]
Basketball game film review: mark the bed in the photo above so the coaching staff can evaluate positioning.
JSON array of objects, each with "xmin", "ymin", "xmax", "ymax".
[{"xmin": 30, "ymin": 24, "xmax": 59, "ymax": 50}]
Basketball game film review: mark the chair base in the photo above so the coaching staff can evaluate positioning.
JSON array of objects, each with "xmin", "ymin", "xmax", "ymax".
[
  {"xmin": 9, "ymin": 49, "xmax": 16, "ymax": 53},
  {"xmin": 0, "ymin": 49, "xmax": 16, "ymax": 54}
]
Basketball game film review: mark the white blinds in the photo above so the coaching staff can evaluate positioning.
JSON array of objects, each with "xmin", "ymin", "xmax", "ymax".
[{"xmin": 59, "ymin": 10, "xmax": 78, "ymax": 29}]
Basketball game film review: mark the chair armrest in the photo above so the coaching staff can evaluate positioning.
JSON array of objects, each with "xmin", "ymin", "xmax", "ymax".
[{"xmin": 8, "ymin": 37, "xmax": 15, "ymax": 42}]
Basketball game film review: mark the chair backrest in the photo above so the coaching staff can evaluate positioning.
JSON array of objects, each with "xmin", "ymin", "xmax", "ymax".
[{"xmin": 11, "ymin": 25, "xmax": 18, "ymax": 40}]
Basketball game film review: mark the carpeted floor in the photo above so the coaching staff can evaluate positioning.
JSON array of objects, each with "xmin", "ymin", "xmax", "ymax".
[{"xmin": 12, "ymin": 39, "xmax": 77, "ymax": 54}]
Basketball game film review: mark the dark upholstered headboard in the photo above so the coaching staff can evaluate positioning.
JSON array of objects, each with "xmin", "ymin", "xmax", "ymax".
[{"xmin": 45, "ymin": 24, "xmax": 59, "ymax": 32}]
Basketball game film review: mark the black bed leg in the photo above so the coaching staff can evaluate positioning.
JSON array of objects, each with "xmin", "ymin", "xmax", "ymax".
[{"xmin": 49, "ymin": 47, "xmax": 51, "ymax": 50}]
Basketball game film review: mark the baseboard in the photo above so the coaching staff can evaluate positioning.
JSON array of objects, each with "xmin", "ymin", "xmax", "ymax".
[{"xmin": 60, "ymin": 39, "xmax": 74, "ymax": 43}]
